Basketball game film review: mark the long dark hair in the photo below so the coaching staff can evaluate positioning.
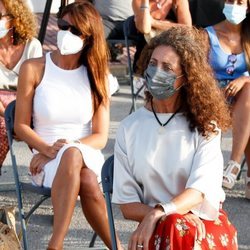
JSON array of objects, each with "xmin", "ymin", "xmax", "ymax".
[{"xmin": 61, "ymin": 1, "xmax": 110, "ymax": 112}]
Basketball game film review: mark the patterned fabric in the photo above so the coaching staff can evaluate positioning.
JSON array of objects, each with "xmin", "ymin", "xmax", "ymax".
[
  {"xmin": 0, "ymin": 90, "xmax": 16, "ymax": 172},
  {"xmin": 149, "ymin": 210, "xmax": 238, "ymax": 250}
]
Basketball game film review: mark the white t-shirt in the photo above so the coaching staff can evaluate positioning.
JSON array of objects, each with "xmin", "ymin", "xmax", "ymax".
[
  {"xmin": 112, "ymin": 107, "xmax": 225, "ymax": 220},
  {"xmin": 0, "ymin": 38, "xmax": 42, "ymax": 89}
]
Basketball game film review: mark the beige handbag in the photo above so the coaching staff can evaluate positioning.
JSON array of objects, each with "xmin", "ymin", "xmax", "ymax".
[{"xmin": 0, "ymin": 206, "xmax": 21, "ymax": 250}]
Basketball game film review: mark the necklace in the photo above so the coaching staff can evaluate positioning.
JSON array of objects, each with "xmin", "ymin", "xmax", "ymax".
[{"xmin": 151, "ymin": 99, "xmax": 180, "ymax": 134}]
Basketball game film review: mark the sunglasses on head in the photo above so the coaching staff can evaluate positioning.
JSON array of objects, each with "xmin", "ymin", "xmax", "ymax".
[
  {"xmin": 57, "ymin": 18, "xmax": 82, "ymax": 36},
  {"xmin": 226, "ymin": 54, "xmax": 237, "ymax": 75}
]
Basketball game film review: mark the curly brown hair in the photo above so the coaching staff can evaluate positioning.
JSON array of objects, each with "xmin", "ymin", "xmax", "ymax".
[
  {"xmin": 137, "ymin": 26, "xmax": 231, "ymax": 135},
  {"xmin": 2, "ymin": 0, "xmax": 37, "ymax": 45}
]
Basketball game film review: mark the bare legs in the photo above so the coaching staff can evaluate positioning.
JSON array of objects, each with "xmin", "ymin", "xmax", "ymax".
[
  {"xmin": 79, "ymin": 168, "xmax": 112, "ymax": 248},
  {"xmin": 48, "ymin": 148, "xmax": 83, "ymax": 249},
  {"xmin": 222, "ymin": 82, "xmax": 250, "ymax": 190},
  {"xmin": 47, "ymin": 147, "xmax": 115, "ymax": 249},
  {"xmin": 231, "ymin": 83, "xmax": 250, "ymax": 172},
  {"xmin": 223, "ymin": 83, "xmax": 250, "ymax": 189}
]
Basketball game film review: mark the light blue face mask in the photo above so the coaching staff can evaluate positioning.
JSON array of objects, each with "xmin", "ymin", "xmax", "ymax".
[
  {"xmin": 144, "ymin": 65, "xmax": 183, "ymax": 100},
  {"xmin": 223, "ymin": 3, "xmax": 247, "ymax": 25}
]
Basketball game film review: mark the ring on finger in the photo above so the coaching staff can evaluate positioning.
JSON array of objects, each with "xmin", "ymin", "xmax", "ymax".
[
  {"xmin": 137, "ymin": 244, "xmax": 144, "ymax": 248},
  {"xmin": 196, "ymin": 239, "xmax": 202, "ymax": 245}
]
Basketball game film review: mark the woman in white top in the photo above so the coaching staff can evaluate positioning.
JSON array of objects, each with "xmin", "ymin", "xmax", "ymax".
[
  {"xmin": 0, "ymin": 0, "xmax": 42, "ymax": 171},
  {"xmin": 113, "ymin": 27, "xmax": 237, "ymax": 249},
  {"xmin": 15, "ymin": 2, "xmax": 120, "ymax": 249}
]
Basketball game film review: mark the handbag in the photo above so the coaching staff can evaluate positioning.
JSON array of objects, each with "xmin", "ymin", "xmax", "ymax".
[{"xmin": 0, "ymin": 206, "xmax": 21, "ymax": 250}]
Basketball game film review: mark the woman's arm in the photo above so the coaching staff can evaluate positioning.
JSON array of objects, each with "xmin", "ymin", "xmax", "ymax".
[
  {"xmin": 14, "ymin": 58, "xmax": 57, "ymax": 159},
  {"xmin": 120, "ymin": 188, "xmax": 203, "ymax": 223},
  {"xmin": 122, "ymin": 188, "xmax": 204, "ymax": 250},
  {"xmin": 175, "ymin": 0, "xmax": 192, "ymax": 25},
  {"xmin": 150, "ymin": 0, "xmax": 192, "ymax": 30},
  {"xmin": 132, "ymin": 0, "xmax": 152, "ymax": 34},
  {"xmin": 77, "ymin": 97, "xmax": 110, "ymax": 150}
]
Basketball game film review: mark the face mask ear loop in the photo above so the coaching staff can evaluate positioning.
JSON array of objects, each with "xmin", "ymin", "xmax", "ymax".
[
  {"xmin": 176, "ymin": 74, "xmax": 184, "ymax": 79},
  {"xmin": 174, "ymin": 74, "xmax": 185, "ymax": 92}
]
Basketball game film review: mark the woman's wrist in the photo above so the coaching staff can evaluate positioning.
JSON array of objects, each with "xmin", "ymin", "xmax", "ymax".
[
  {"xmin": 140, "ymin": 0, "xmax": 149, "ymax": 9},
  {"xmin": 155, "ymin": 202, "xmax": 177, "ymax": 216}
]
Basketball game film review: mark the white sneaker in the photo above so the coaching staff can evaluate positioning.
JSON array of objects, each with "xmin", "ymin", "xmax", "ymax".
[{"xmin": 222, "ymin": 160, "xmax": 241, "ymax": 189}]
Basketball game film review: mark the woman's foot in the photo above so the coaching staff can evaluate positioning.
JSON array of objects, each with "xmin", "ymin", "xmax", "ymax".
[
  {"xmin": 245, "ymin": 176, "xmax": 250, "ymax": 200},
  {"xmin": 222, "ymin": 160, "xmax": 241, "ymax": 189}
]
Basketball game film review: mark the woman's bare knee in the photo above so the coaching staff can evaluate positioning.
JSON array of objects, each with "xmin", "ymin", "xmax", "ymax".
[
  {"xmin": 59, "ymin": 147, "xmax": 83, "ymax": 174},
  {"xmin": 79, "ymin": 168, "xmax": 100, "ymax": 195}
]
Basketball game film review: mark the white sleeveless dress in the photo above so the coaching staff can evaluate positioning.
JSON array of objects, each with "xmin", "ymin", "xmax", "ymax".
[{"xmin": 32, "ymin": 53, "xmax": 104, "ymax": 188}]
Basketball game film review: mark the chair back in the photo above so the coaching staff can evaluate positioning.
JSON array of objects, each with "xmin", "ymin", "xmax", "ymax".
[
  {"xmin": 101, "ymin": 155, "xmax": 117, "ymax": 250},
  {"xmin": 101, "ymin": 155, "xmax": 114, "ymax": 194},
  {"xmin": 4, "ymin": 100, "xmax": 16, "ymax": 146}
]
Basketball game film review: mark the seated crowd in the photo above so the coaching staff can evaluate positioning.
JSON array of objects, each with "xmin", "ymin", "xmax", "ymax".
[{"xmin": 1, "ymin": 0, "xmax": 249, "ymax": 249}]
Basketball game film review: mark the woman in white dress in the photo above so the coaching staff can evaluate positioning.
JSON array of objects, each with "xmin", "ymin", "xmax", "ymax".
[
  {"xmin": 0, "ymin": 0, "xmax": 42, "ymax": 172},
  {"xmin": 15, "ymin": 2, "xmax": 116, "ymax": 249},
  {"xmin": 113, "ymin": 27, "xmax": 237, "ymax": 249}
]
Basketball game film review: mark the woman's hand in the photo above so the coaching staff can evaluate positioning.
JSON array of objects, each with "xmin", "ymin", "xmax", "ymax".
[
  {"xmin": 225, "ymin": 76, "xmax": 249, "ymax": 98},
  {"xmin": 29, "ymin": 153, "xmax": 51, "ymax": 175},
  {"xmin": 44, "ymin": 138, "xmax": 69, "ymax": 159},
  {"xmin": 128, "ymin": 208, "xmax": 165, "ymax": 250},
  {"xmin": 184, "ymin": 213, "xmax": 206, "ymax": 244}
]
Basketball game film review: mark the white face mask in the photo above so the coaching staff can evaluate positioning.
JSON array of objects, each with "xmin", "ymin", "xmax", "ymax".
[
  {"xmin": 0, "ymin": 19, "xmax": 11, "ymax": 39},
  {"xmin": 223, "ymin": 3, "xmax": 247, "ymax": 25},
  {"xmin": 57, "ymin": 30, "xmax": 84, "ymax": 55}
]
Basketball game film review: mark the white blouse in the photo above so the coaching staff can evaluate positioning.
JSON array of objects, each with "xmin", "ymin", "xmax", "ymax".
[
  {"xmin": 0, "ymin": 38, "xmax": 42, "ymax": 89},
  {"xmin": 112, "ymin": 107, "xmax": 225, "ymax": 220}
]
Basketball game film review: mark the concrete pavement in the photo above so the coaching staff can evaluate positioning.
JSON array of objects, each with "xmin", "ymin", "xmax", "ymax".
[{"xmin": 0, "ymin": 81, "xmax": 250, "ymax": 249}]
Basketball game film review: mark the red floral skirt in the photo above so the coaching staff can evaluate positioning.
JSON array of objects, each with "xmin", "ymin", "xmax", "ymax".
[
  {"xmin": 149, "ymin": 210, "xmax": 237, "ymax": 250},
  {"xmin": 0, "ymin": 90, "xmax": 16, "ymax": 170}
]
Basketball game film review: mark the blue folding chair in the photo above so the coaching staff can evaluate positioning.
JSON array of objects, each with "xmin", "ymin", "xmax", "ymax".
[
  {"xmin": 101, "ymin": 155, "xmax": 118, "ymax": 250},
  {"xmin": 4, "ymin": 100, "xmax": 98, "ymax": 249}
]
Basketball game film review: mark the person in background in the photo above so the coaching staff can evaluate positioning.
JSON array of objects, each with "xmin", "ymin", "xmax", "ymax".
[
  {"xmin": 132, "ymin": 0, "xmax": 191, "ymax": 72},
  {"xmin": 205, "ymin": 0, "xmax": 250, "ymax": 198},
  {"xmin": 14, "ymin": 2, "xmax": 121, "ymax": 249},
  {"xmin": 94, "ymin": 0, "xmax": 135, "ymax": 94},
  {"xmin": 189, "ymin": 0, "xmax": 225, "ymax": 27},
  {"xmin": 94, "ymin": 0, "xmax": 133, "ymax": 40},
  {"xmin": 113, "ymin": 26, "xmax": 237, "ymax": 249},
  {"xmin": 0, "ymin": 0, "xmax": 42, "ymax": 174}
]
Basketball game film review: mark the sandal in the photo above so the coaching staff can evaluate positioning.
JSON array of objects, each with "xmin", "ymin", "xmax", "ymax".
[
  {"xmin": 222, "ymin": 160, "xmax": 241, "ymax": 189},
  {"xmin": 245, "ymin": 176, "xmax": 250, "ymax": 200}
]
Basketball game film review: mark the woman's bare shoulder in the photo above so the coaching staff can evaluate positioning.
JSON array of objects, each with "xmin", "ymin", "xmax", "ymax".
[{"xmin": 19, "ymin": 56, "xmax": 46, "ymax": 86}]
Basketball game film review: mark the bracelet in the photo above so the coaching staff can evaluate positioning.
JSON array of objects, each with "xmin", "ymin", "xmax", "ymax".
[
  {"xmin": 73, "ymin": 139, "xmax": 81, "ymax": 144},
  {"xmin": 155, "ymin": 202, "xmax": 176, "ymax": 215},
  {"xmin": 140, "ymin": 4, "xmax": 149, "ymax": 10}
]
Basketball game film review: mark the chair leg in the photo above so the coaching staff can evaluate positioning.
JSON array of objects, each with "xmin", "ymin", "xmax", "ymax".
[
  {"xmin": 9, "ymin": 153, "xmax": 29, "ymax": 250},
  {"xmin": 237, "ymin": 158, "xmax": 246, "ymax": 180},
  {"xmin": 24, "ymin": 195, "xmax": 50, "ymax": 224},
  {"xmin": 89, "ymin": 231, "xmax": 98, "ymax": 247}
]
